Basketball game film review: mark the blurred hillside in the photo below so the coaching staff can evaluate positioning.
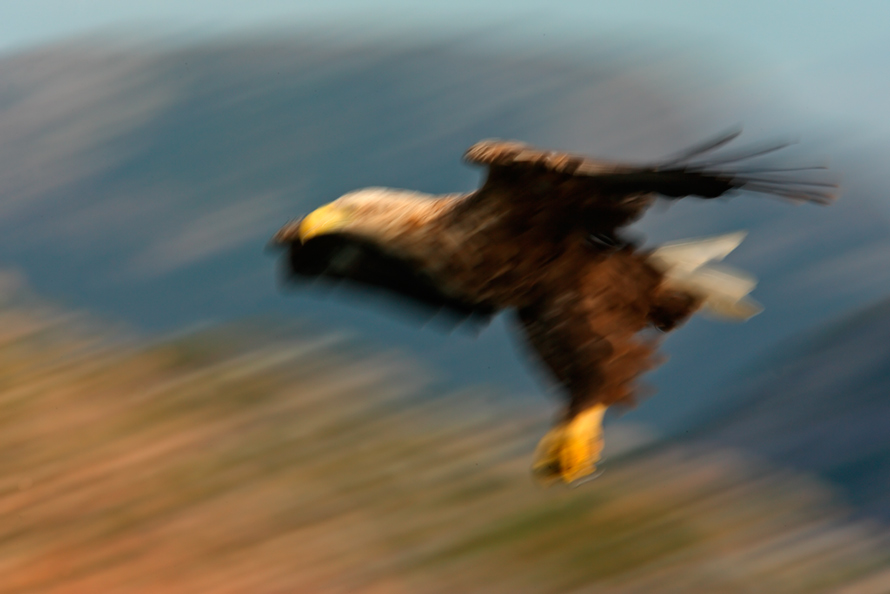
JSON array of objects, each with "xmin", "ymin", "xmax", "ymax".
[
  {"xmin": 1, "ymin": 282, "xmax": 889, "ymax": 593},
  {"xmin": 1, "ymin": 37, "xmax": 890, "ymax": 434},
  {"xmin": 692, "ymin": 296, "xmax": 890, "ymax": 522}
]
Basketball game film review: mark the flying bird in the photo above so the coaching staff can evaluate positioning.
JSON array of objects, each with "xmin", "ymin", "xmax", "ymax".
[{"xmin": 270, "ymin": 131, "xmax": 835, "ymax": 484}]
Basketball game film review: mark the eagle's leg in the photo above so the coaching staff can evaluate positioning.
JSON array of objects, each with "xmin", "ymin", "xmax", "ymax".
[
  {"xmin": 532, "ymin": 403, "xmax": 607, "ymax": 485},
  {"xmin": 517, "ymin": 268, "xmax": 656, "ymax": 486}
]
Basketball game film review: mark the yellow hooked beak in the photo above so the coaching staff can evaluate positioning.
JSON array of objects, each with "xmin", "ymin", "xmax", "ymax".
[{"xmin": 297, "ymin": 202, "xmax": 353, "ymax": 243}]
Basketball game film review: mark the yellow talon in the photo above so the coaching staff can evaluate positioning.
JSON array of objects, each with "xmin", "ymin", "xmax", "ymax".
[{"xmin": 532, "ymin": 404, "xmax": 607, "ymax": 485}]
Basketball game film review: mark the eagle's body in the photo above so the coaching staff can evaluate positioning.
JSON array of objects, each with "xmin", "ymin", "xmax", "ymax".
[{"xmin": 272, "ymin": 133, "xmax": 834, "ymax": 484}]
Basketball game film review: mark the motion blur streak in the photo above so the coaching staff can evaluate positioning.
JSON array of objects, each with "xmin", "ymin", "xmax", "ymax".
[
  {"xmin": 1, "ymin": 26, "xmax": 890, "ymax": 593},
  {"xmin": 0, "ymin": 32, "xmax": 885, "ymax": 425},
  {"xmin": 0, "ymin": 278, "xmax": 887, "ymax": 593}
]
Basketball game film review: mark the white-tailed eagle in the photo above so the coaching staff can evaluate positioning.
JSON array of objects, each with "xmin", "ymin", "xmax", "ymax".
[{"xmin": 270, "ymin": 131, "xmax": 834, "ymax": 484}]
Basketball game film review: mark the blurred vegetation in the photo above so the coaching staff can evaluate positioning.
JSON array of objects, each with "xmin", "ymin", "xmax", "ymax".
[{"xmin": 0, "ymin": 289, "xmax": 888, "ymax": 593}]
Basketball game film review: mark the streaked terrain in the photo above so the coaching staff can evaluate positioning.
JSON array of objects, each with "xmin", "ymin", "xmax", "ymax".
[
  {"xmin": 1, "ymin": 282, "xmax": 887, "ymax": 593},
  {"xmin": 3, "ymin": 33, "xmax": 890, "ymax": 592},
  {"xmin": 696, "ymin": 295, "xmax": 890, "ymax": 521}
]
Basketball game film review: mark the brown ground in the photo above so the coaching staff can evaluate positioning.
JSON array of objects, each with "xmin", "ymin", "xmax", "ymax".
[{"xmin": 0, "ymin": 299, "xmax": 888, "ymax": 593}]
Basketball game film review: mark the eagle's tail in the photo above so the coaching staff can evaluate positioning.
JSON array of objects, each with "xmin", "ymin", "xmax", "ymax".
[{"xmin": 648, "ymin": 231, "xmax": 762, "ymax": 321}]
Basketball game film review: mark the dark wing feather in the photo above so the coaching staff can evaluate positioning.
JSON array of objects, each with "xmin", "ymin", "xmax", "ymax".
[
  {"xmin": 280, "ymin": 231, "xmax": 495, "ymax": 329},
  {"xmin": 656, "ymin": 128, "xmax": 744, "ymax": 166},
  {"xmin": 465, "ymin": 132, "xmax": 837, "ymax": 210}
]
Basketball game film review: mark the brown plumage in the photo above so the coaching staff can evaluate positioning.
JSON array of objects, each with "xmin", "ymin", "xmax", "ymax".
[{"xmin": 271, "ymin": 131, "xmax": 835, "ymax": 484}]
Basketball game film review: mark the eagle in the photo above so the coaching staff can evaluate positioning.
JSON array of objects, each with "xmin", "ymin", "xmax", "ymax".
[{"xmin": 270, "ymin": 130, "xmax": 834, "ymax": 485}]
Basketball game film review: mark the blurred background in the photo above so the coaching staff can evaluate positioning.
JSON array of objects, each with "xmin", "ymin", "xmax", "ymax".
[{"xmin": 3, "ymin": 2, "xmax": 890, "ymax": 592}]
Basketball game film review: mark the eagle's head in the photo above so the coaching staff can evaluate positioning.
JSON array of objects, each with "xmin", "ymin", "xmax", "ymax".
[{"xmin": 271, "ymin": 187, "xmax": 440, "ymax": 248}]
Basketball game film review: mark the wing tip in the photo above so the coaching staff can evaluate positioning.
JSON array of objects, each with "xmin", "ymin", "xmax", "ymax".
[{"xmin": 659, "ymin": 130, "xmax": 839, "ymax": 205}]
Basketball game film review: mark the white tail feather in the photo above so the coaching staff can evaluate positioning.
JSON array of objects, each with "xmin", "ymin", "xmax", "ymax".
[{"xmin": 648, "ymin": 232, "xmax": 762, "ymax": 321}]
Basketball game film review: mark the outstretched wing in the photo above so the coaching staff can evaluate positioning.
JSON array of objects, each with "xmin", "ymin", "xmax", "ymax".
[
  {"xmin": 277, "ymin": 230, "xmax": 495, "ymax": 330},
  {"xmin": 464, "ymin": 131, "xmax": 836, "ymax": 235}
]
